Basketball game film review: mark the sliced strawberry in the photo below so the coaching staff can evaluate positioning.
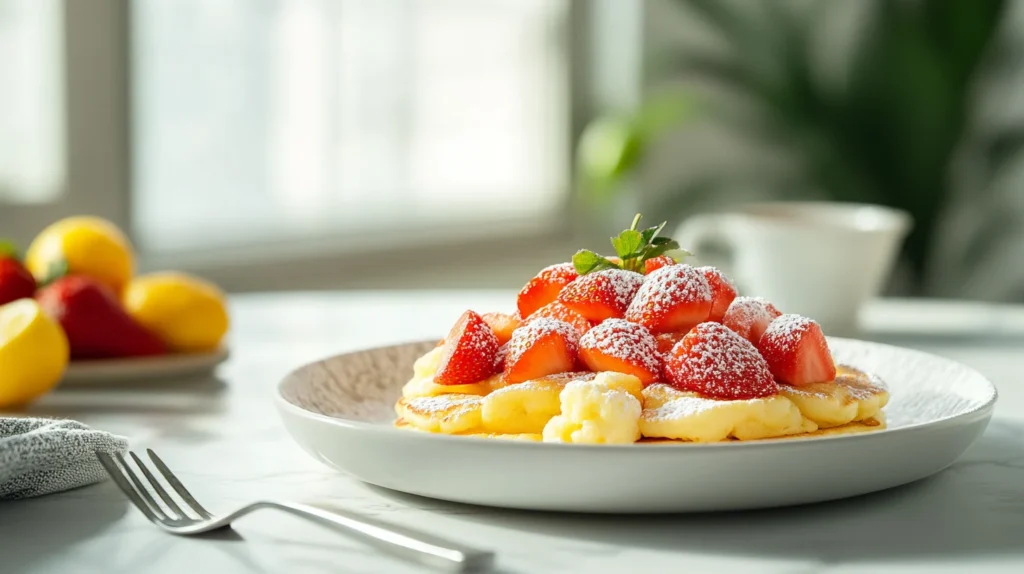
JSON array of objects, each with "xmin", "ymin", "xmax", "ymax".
[
  {"xmin": 516, "ymin": 263, "xmax": 578, "ymax": 318},
  {"xmin": 697, "ymin": 266, "xmax": 737, "ymax": 322},
  {"xmin": 757, "ymin": 314, "xmax": 836, "ymax": 386},
  {"xmin": 664, "ymin": 322, "xmax": 778, "ymax": 400},
  {"xmin": 557, "ymin": 269, "xmax": 644, "ymax": 321},
  {"xmin": 434, "ymin": 310, "xmax": 501, "ymax": 385},
  {"xmin": 481, "ymin": 311, "xmax": 521, "ymax": 345},
  {"xmin": 644, "ymin": 255, "xmax": 675, "ymax": 274},
  {"xmin": 579, "ymin": 319, "xmax": 662, "ymax": 385},
  {"xmin": 721, "ymin": 296, "xmax": 782, "ymax": 344},
  {"xmin": 504, "ymin": 318, "xmax": 579, "ymax": 383},
  {"xmin": 624, "ymin": 265, "xmax": 712, "ymax": 334},
  {"xmin": 526, "ymin": 301, "xmax": 591, "ymax": 336},
  {"xmin": 655, "ymin": 331, "xmax": 687, "ymax": 355}
]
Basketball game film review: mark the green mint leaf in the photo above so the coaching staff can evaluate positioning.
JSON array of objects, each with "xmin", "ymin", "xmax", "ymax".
[
  {"xmin": 629, "ymin": 213, "xmax": 643, "ymax": 231},
  {"xmin": 664, "ymin": 248, "xmax": 692, "ymax": 263},
  {"xmin": 572, "ymin": 249, "xmax": 620, "ymax": 275},
  {"xmin": 640, "ymin": 221, "xmax": 667, "ymax": 245},
  {"xmin": 610, "ymin": 229, "xmax": 644, "ymax": 260},
  {"xmin": 0, "ymin": 239, "xmax": 19, "ymax": 260},
  {"xmin": 645, "ymin": 240, "xmax": 682, "ymax": 259}
]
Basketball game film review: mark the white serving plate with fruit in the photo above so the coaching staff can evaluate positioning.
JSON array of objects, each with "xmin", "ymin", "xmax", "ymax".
[
  {"xmin": 275, "ymin": 214, "xmax": 996, "ymax": 512},
  {"xmin": 276, "ymin": 337, "xmax": 995, "ymax": 513}
]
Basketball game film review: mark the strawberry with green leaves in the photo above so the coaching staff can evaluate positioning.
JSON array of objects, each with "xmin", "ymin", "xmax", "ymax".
[{"xmin": 0, "ymin": 241, "xmax": 37, "ymax": 306}]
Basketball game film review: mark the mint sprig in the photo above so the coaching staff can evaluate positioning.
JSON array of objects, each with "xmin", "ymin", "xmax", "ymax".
[{"xmin": 572, "ymin": 213, "xmax": 691, "ymax": 275}]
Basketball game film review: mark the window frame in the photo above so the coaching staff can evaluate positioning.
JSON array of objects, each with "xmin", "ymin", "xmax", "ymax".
[{"xmin": 3, "ymin": 0, "xmax": 647, "ymax": 290}]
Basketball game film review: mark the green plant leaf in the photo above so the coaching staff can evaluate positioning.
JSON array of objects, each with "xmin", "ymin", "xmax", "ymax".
[
  {"xmin": 610, "ymin": 230, "xmax": 644, "ymax": 261},
  {"xmin": 572, "ymin": 249, "xmax": 620, "ymax": 275}
]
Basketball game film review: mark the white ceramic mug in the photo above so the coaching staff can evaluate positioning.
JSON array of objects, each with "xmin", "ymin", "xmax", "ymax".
[{"xmin": 674, "ymin": 202, "xmax": 912, "ymax": 335}]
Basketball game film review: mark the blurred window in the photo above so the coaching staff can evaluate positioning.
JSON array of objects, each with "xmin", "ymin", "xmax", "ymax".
[
  {"xmin": 0, "ymin": 0, "xmax": 64, "ymax": 204},
  {"xmin": 131, "ymin": 0, "xmax": 570, "ymax": 252}
]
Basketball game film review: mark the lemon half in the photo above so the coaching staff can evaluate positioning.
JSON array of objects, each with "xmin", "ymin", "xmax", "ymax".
[{"xmin": 0, "ymin": 299, "xmax": 70, "ymax": 407}]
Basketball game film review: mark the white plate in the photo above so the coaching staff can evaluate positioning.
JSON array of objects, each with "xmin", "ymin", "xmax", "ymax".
[
  {"xmin": 275, "ymin": 338, "xmax": 996, "ymax": 513},
  {"xmin": 61, "ymin": 348, "xmax": 230, "ymax": 386}
]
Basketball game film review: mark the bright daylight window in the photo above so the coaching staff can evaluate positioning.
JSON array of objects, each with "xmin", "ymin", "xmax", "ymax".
[
  {"xmin": 131, "ymin": 0, "xmax": 570, "ymax": 253},
  {"xmin": 0, "ymin": 0, "xmax": 64, "ymax": 204}
]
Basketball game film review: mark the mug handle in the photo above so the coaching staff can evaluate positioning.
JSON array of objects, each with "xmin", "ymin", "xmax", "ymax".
[{"xmin": 674, "ymin": 214, "xmax": 739, "ymax": 280}]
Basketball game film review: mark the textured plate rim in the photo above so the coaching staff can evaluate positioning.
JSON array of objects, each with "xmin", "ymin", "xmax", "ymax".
[{"xmin": 275, "ymin": 337, "xmax": 998, "ymax": 452}]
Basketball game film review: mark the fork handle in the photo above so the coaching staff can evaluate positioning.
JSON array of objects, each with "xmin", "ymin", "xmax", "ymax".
[{"xmin": 256, "ymin": 501, "xmax": 494, "ymax": 572}]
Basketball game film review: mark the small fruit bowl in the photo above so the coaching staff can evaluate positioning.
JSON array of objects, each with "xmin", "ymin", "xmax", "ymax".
[{"xmin": 62, "ymin": 347, "xmax": 230, "ymax": 386}]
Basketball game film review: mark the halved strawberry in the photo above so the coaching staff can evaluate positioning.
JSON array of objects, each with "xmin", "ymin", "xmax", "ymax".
[
  {"xmin": 721, "ymin": 296, "xmax": 781, "ymax": 344},
  {"xmin": 579, "ymin": 319, "xmax": 662, "ymax": 384},
  {"xmin": 557, "ymin": 269, "xmax": 644, "ymax": 321},
  {"xmin": 481, "ymin": 311, "xmax": 521, "ymax": 345},
  {"xmin": 434, "ymin": 310, "xmax": 501, "ymax": 385},
  {"xmin": 757, "ymin": 314, "xmax": 836, "ymax": 386},
  {"xmin": 664, "ymin": 322, "xmax": 778, "ymax": 399},
  {"xmin": 697, "ymin": 266, "xmax": 737, "ymax": 322},
  {"xmin": 526, "ymin": 301, "xmax": 592, "ymax": 336},
  {"xmin": 504, "ymin": 318, "xmax": 579, "ymax": 383},
  {"xmin": 516, "ymin": 263, "xmax": 578, "ymax": 318},
  {"xmin": 644, "ymin": 255, "xmax": 675, "ymax": 274},
  {"xmin": 624, "ymin": 265, "xmax": 712, "ymax": 334},
  {"xmin": 655, "ymin": 331, "xmax": 686, "ymax": 355}
]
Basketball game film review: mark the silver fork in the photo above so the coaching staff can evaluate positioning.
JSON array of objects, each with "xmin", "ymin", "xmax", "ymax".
[{"xmin": 96, "ymin": 449, "xmax": 495, "ymax": 573}]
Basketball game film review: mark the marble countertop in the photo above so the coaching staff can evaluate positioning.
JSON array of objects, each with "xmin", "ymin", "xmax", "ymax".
[{"xmin": 4, "ymin": 292, "xmax": 1024, "ymax": 574}]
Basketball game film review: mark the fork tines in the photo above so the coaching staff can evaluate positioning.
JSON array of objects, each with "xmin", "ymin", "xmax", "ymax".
[{"xmin": 97, "ymin": 449, "xmax": 212, "ymax": 524}]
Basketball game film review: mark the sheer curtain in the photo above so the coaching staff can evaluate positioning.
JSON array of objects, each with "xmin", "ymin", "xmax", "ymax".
[
  {"xmin": 0, "ymin": 0, "xmax": 64, "ymax": 204},
  {"xmin": 131, "ymin": 0, "xmax": 570, "ymax": 252}
]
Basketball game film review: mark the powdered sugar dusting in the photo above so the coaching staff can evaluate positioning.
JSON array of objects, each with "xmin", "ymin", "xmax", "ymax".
[
  {"xmin": 696, "ymin": 266, "xmax": 735, "ymax": 289},
  {"xmin": 405, "ymin": 394, "xmax": 482, "ymax": 415},
  {"xmin": 505, "ymin": 317, "xmax": 580, "ymax": 366},
  {"xmin": 665, "ymin": 322, "xmax": 778, "ymax": 399},
  {"xmin": 539, "ymin": 262, "xmax": 578, "ymax": 280},
  {"xmin": 643, "ymin": 395, "xmax": 760, "ymax": 422},
  {"xmin": 586, "ymin": 268, "xmax": 646, "ymax": 308},
  {"xmin": 626, "ymin": 264, "xmax": 712, "ymax": 322},
  {"xmin": 762, "ymin": 314, "xmax": 816, "ymax": 347},
  {"xmin": 721, "ymin": 296, "xmax": 781, "ymax": 342},
  {"xmin": 580, "ymin": 319, "xmax": 662, "ymax": 374}
]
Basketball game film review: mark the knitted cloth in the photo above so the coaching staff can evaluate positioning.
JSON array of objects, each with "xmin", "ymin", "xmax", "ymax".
[{"xmin": 0, "ymin": 417, "xmax": 128, "ymax": 499}]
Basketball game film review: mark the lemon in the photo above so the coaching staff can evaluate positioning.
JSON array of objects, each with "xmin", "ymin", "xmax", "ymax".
[
  {"xmin": 26, "ymin": 216, "xmax": 135, "ymax": 294},
  {"xmin": 122, "ymin": 272, "xmax": 229, "ymax": 352},
  {"xmin": 0, "ymin": 299, "xmax": 70, "ymax": 407}
]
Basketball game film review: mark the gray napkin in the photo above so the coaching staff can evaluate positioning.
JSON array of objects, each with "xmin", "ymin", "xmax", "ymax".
[{"xmin": 0, "ymin": 417, "xmax": 128, "ymax": 500}]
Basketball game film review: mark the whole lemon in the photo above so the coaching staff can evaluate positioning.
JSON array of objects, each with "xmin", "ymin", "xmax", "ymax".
[
  {"xmin": 26, "ymin": 216, "xmax": 135, "ymax": 294},
  {"xmin": 123, "ymin": 272, "xmax": 229, "ymax": 353},
  {"xmin": 0, "ymin": 298, "xmax": 70, "ymax": 408}
]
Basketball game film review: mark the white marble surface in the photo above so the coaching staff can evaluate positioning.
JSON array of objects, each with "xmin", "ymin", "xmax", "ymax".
[{"xmin": 4, "ymin": 292, "xmax": 1024, "ymax": 574}]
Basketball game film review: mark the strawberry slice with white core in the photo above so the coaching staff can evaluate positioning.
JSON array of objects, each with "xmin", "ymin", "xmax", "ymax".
[
  {"xmin": 434, "ymin": 310, "xmax": 501, "ymax": 385},
  {"xmin": 757, "ymin": 314, "xmax": 836, "ymax": 386},
  {"xmin": 624, "ymin": 264, "xmax": 712, "ymax": 334},
  {"xmin": 721, "ymin": 296, "xmax": 782, "ymax": 344},
  {"xmin": 504, "ymin": 318, "xmax": 580, "ymax": 383}
]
